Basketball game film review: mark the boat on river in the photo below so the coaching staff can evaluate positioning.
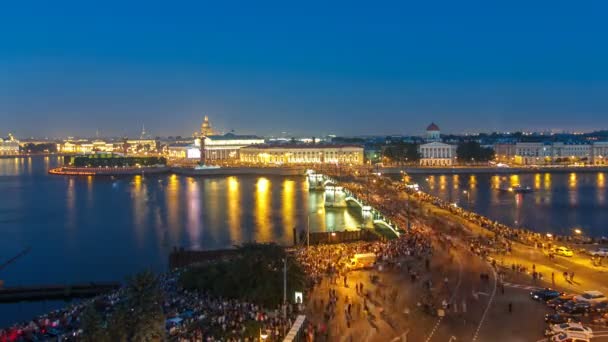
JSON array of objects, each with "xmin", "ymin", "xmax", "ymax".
[{"xmin": 497, "ymin": 184, "xmax": 533, "ymax": 193}]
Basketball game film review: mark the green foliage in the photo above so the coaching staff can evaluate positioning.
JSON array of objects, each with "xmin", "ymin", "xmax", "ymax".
[
  {"xmin": 126, "ymin": 271, "xmax": 165, "ymax": 342},
  {"xmin": 382, "ymin": 142, "xmax": 420, "ymax": 163},
  {"xmin": 180, "ymin": 243, "xmax": 306, "ymax": 308},
  {"xmin": 22, "ymin": 143, "xmax": 57, "ymax": 153},
  {"xmin": 456, "ymin": 141, "xmax": 495, "ymax": 162},
  {"xmin": 80, "ymin": 271, "xmax": 164, "ymax": 342},
  {"xmin": 67, "ymin": 155, "xmax": 167, "ymax": 167},
  {"xmin": 80, "ymin": 304, "xmax": 109, "ymax": 342}
]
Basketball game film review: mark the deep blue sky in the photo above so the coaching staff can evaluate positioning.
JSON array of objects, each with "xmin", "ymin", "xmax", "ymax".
[{"xmin": 1, "ymin": 1, "xmax": 607, "ymax": 138}]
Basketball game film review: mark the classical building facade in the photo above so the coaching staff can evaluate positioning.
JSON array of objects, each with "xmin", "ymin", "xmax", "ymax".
[
  {"xmin": 493, "ymin": 141, "xmax": 608, "ymax": 165},
  {"xmin": 167, "ymin": 133, "xmax": 264, "ymax": 161},
  {"xmin": 239, "ymin": 144, "xmax": 364, "ymax": 165},
  {"xmin": 0, "ymin": 134, "xmax": 20, "ymax": 155},
  {"xmin": 419, "ymin": 142, "xmax": 457, "ymax": 166}
]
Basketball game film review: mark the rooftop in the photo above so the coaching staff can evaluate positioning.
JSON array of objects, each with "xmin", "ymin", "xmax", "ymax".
[
  {"xmin": 207, "ymin": 133, "xmax": 263, "ymax": 141},
  {"xmin": 426, "ymin": 123, "xmax": 440, "ymax": 131},
  {"xmin": 242, "ymin": 143, "xmax": 363, "ymax": 149}
]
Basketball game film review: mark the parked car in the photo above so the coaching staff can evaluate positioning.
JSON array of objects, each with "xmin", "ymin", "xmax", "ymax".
[
  {"xmin": 575, "ymin": 291, "xmax": 608, "ymax": 304},
  {"xmin": 545, "ymin": 322, "xmax": 593, "ymax": 338},
  {"xmin": 545, "ymin": 313, "xmax": 577, "ymax": 325},
  {"xmin": 550, "ymin": 332, "xmax": 590, "ymax": 342},
  {"xmin": 558, "ymin": 301, "xmax": 592, "ymax": 316},
  {"xmin": 555, "ymin": 246, "xmax": 574, "ymax": 257},
  {"xmin": 531, "ymin": 288, "xmax": 563, "ymax": 301},
  {"xmin": 591, "ymin": 301, "xmax": 608, "ymax": 314},
  {"xmin": 548, "ymin": 295, "xmax": 576, "ymax": 309},
  {"xmin": 590, "ymin": 247, "xmax": 608, "ymax": 257}
]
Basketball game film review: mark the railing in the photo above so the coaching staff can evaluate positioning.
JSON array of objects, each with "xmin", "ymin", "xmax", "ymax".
[{"xmin": 283, "ymin": 315, "xmax": 307, "ymax": 342}]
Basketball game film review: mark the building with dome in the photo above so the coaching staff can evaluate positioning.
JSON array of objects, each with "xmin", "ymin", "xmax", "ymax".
[
  {"xmin": 0, "ymin": 133, "xmax": 20, "ymax": 155},
  {"xmin": 425, "ymin": 122, "xmax": 441, "ymax": 142},
  {"xmin": 419, "ymin": 123, "xmax": 457, "ymax": 166}
]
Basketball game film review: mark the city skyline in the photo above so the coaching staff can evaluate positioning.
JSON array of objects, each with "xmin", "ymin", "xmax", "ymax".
[{"xmin": 2, "ymin": 1, "xmax": 608, "ymax": 137}]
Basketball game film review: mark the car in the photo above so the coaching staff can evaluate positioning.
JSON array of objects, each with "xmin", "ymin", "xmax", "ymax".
[
  {"xmin": 550, "ymin": 332, "xmax": 590, "ymax": 342},
  {"xmin": 545, "ymin": 313, "xmax": 577, "ymax": 325},
  {"xmin": 548, "ymin": 295, "xmax": 576, "ymax": 309},
  {"xmin": 558, "ymin": 301, "xmax": 592, "ymax": 316},
  {"xmin": 555, "ymin": 246, "xmax": 574, "ymax": 257},
  {"xmin": 591, "ymin": 301, "xmax": 608, "ymax": 314},
  {"xmin": 575, "ymin": 291, "xmax": 608, "ymax": 304},
  {"xmin": 545, "ymin": 322, "xmax": 593, "ymax": 338},
  {"xmin": 590, "ymin": 247, "xmax": 608, "ymax": 257},
  {"xmin": 531, "ymin": 288, "xmax": 563, "ymax": 301}
]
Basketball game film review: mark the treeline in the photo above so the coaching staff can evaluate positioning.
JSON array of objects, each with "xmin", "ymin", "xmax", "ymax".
[
  {"xmin": 21, "ymin": 143, "xmax": 58, "ymax": 153},
  {"xmin": 456, "ymin": 141, "xmax": 494, "ymax": 162},
  {"xmin": 67, "ymin": 155, "xmax": 167, "ymax": 167}
]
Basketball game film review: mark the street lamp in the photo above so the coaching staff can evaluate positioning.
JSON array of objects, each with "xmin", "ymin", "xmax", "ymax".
[
  {"xmin": 307, "ymin": 209, "xmax": 323, "ymax": 248},
  {"xmin": 574, "ymin": 228, "xmax": 582, "ymax": 235}
]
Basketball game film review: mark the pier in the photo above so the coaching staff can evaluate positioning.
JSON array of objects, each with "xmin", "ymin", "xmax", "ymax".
[{"xmin": 0, "ymin": 282, "xmax": 120, "ymax": 303}]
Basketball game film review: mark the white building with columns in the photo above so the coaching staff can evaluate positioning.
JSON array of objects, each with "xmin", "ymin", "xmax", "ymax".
[{"xmin": 419, "ymin": 142, "xmax": 457, "ymax": 166}]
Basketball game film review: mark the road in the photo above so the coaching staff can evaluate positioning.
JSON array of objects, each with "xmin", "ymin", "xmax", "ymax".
[{"xmin": 305, "ymin": 170, "xmax": 608, "ymax": 341}]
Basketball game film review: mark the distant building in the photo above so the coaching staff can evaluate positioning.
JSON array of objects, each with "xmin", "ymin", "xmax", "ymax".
[
  {"xmin": 239, "ymin": 144, "xmax": 364, "ymax": 165},
  {"xmin": 167, "ymin": 132, "xmax": 264, "ymax": 161},
  {"xmin": 419, "ymin": 142, "xmax": 457, "ymax": 166},
  {"xmin": 200, "ymin": 115, "xmax": 214, "ymax": 137},
  {"xmin": 493, "ymin": 141, "xmax": 608, "ymax": 165},
  {"xmin": 0, "ymin": 134, "xmax": 20, "ymax": 155},
  {"xmin": 425, "ymin": 122, "xmax": 441, "ymax": 142},
  {"xmin": 200, "ymin": 133, "xmax": 265, "ymax": 161}
]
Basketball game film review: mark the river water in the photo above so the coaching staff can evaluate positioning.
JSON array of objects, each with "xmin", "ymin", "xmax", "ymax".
[
  {"xmin": 0, "ymin": 156, "xmax": 362, "ymax": 325},
  {"xmin": 408, "ymin": 172, "xmax": 608, "ymax": 238}
]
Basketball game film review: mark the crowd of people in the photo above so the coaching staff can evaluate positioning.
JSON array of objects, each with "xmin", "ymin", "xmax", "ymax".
[{"xmin": 0, "ymin": 271, "xmax": 297, "ymax": 342}]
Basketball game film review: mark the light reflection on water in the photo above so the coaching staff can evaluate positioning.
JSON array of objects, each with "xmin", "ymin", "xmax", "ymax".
[
  {"xmin": 410, "ymin": 171, "xmax": 608, "ymax": 238},
  {"xmin": 0, "ymin": 156, "xmax": 365, "ymax": 325}
]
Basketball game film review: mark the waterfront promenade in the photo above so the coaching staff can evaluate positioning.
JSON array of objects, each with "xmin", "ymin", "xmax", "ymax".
[{"xmin": 312, "ymin": 168, "xmax": 608, "ymax": 341}]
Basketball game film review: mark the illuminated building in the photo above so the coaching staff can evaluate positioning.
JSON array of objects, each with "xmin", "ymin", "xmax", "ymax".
[
  {"xmin": 493, "ymin": 141, "xmax": 608, "ymax": 165},
  {"xmin": 125, "ymin": 139, "xmax": 158, "ymax": 154},
  {"xmin": 57, "ymin": 140, "xmax": 116, "ymax": 154},
  {"xmin": 419, "ymin": 142, "xmax": 457, "ymax": 166},
  {"xmin": 0, "ymin": 133, "xmax": 20, "ymax": 155},
  {"xmin": 200, "ymin": 133, "xmax": 264, "ymax": 160},
  {"xmin": 592, "ymin": 142, "xmax": 608, "ymax": 165},
  {"xmin": 425, "ymin": 122, "xmax": 441, "ymax": 142},
  {"xmin": 239, "ymin": 144, "xmax": 364, "ymax": 165},
  {"xmin": 167, "ymin": 133, "xmax": 264, "ymax": 161}
]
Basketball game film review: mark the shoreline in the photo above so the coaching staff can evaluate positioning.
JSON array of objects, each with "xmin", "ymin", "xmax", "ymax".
[
  {"xmin": 381, "ymin": 165, "xmax": 608, "ymax": 175},
  {"xmin": 48, "ymin": 165, "xmax": 307, "ymax": 177}
]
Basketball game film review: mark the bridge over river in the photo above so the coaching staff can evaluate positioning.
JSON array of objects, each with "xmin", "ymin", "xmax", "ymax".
[{"xmin": 307, "ymin": 171, "xmax": 402, "ymax": 238}]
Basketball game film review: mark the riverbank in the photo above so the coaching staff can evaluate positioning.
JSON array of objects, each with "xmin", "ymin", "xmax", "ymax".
[
  {"xmin": 172, "ymin": 166, "xmax": 306, "ymax": 177},
  {"xmin": 381, "ymin": 165, "xmax": 608, "ymax": 175},
  {"xmin": 48, "ymin": 166, "xmax": 170, "ymax": 176}
]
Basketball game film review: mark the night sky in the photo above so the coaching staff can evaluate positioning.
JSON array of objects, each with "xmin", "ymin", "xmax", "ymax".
[{"xmin": 2, "ymin": 1, "xmax": 607, "ymax": 138}]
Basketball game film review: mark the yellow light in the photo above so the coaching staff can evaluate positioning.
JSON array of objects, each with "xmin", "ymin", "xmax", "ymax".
[{"xmin": 574, "ymin": 228, "xmax": 582, "ymax": 235}]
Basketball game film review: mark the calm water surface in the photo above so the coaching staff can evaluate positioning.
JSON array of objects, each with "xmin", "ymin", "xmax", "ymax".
[
  {"xmin": 0, "ymin": 156, "xmax": 361, "ymax": 325},
  {"xmin": 408, "ymin": 172, "xmax": 608, "ymax": 238}
]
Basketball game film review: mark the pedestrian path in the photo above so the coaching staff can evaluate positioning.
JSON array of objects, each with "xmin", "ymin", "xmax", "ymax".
[{"xmin": 501, "ymin": 281, "xmax": 542, "ymax": 291}]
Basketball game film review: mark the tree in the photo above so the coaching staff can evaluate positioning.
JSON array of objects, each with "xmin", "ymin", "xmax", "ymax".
[
  {"xmin": 126, "ymin": 271, "xmax": 165, "ymax": 342},
  {"xmin": 456, "ymin": 141, "xmax": 494, "ymax": 162},
  {"xmin": 81, "ymin": 304, "xmax": 108, "ymax": 342},
  {"xmin": 180, "ymin": 243, "xmax": 306, "ymax": 308},
  {"xmin": 107, "ymin": 303, "xmax": 130, "ymax": 342}
]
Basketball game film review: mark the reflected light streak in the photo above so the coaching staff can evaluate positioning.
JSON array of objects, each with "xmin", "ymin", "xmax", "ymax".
[
  {"xmin": 255, "ymin": 177, "xmax": 272, "ymax": 241},
  {"xmin": 534, "ymin": 173, "xmax": 541, "ymax": 190},
  {"xmin": 166, "ymin": 174, "xmax": 180, "ymax": 242},
  {"xmin": 509, "ymin": 174, "xmax": 520, "ymax": 186},
  {"xmin": 282, "ymin": 179, "xmax": 295, "ymax": 235},
  {"xmin": 186, "ymin": 179, "xmax": 202, "ymax": 248},
  {"xmin": 544, "ymin": 173, "xmax": 551, "ymax": 190},
  {"xmin": 569, "ymin": 173, "xmax": 577, "ymax": 189},
  {"xmin": 132, "ymin": 175, "xmax": 146, "ymax": 246},
  {"xmin": 227, "ymin": 177, "xmax": 241, "ymax": 243}
]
